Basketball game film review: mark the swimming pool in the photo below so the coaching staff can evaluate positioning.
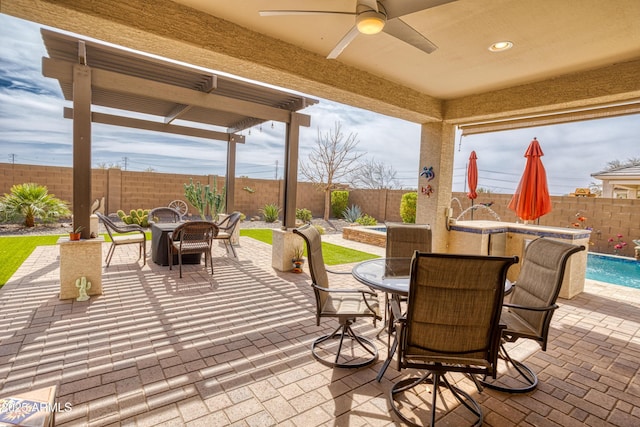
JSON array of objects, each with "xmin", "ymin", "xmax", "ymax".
[{"xmin": 586, "ymin": 253, "xmax": 640, "ymax": 289}]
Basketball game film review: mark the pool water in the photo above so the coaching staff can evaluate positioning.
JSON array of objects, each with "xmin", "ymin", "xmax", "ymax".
[{"xmin": 586, "ymin": 253, "xmax": 640, "ymax": 289}]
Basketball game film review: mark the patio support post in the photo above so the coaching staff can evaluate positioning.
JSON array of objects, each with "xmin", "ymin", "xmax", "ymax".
[
  {"xmin": 282, "ymin": 112, "xmax": 310, "ymax": 229},
  {"xmin": 416, "ymin": 122, "xmax": 456, "ymax": 252},
  {"xmin": 72, "ymin": 45, "xmax": 92, "ymax": 239},
  {"xmin": 225, "ymin": 136, "xmax": 237, "ymax": 213}
]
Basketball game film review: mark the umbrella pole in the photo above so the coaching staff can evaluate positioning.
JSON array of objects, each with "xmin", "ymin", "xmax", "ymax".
[{"xmin": 471, "ymin": 200, "xmax": 474, "ymax": 220}]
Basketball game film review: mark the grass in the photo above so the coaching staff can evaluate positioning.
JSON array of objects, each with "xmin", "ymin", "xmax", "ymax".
[
  {"xmin": 1, "ymin": 228, "xmax": 373, "ymax": 286},
  {"xmin": 240, "ymin": 229, "xmax": 379, "ymax": 265},
  {"xmin": 0, "ymin": 232, "xmax": 152, "ymax": 287}
]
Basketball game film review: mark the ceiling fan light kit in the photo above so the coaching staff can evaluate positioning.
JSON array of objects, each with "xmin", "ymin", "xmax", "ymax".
[{"xmin": 356, "ymin": 8, "xmax": 386, "ymax": 35}]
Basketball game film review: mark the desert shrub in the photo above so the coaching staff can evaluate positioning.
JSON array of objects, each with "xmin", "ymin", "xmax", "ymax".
[
  {"xmin": 342, "ymin": 205, "xmax": 362, "ymax": 223},
  {"xmin": 260, "ymin": 203, "xmax": 281, "ymax": 223},
  {"xmin": 400, "ymin": 192, "xmax": 417, "ymax": 223},
  {"xmin": 0, "ymin": 183, "xmax": 71, "ymax": 227},
  {"xmin": 356, "ymin": 214, "xmax": 377, "ymax": 226},
  {"xmin": 296, "ymin": 208, "xmax": 312, "ymax": 223},
  {"xmin": 331, "ymin": 190, "xmax": 349, "ymax": 218},
  {"xmin": 313, "ymin": 224, "xmax": 325, "ymax": 235}
]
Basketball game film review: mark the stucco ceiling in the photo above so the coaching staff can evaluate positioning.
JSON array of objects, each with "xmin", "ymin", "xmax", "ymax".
[{"xmin": 172, "ymin": 0, "xmax": 640, "ymax": 100}]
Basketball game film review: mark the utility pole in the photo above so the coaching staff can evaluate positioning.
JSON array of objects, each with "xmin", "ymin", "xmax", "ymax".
[
  {"xmin": 8, "ymin": 154, "xmax": 16, "ymax": 164},
  {"xmin": 122, "ymin": 156, "xmax": 128, "ymax": 171}
]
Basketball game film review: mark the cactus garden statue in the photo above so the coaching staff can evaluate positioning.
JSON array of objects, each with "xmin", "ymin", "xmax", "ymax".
[{"xmin": 75, "ymin": 276, "xmax": 92, "ymax": 301}]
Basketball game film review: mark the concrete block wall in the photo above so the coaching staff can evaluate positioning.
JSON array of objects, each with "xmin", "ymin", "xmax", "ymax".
[{"xmin": 1, "ymin": 162, "xmax": 638, "ymax": 257}]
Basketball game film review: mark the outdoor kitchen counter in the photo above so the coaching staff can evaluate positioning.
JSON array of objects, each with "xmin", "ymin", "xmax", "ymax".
[{"xmin": 447, "ymin": 220, "xmax": 591, "ymax": 299}]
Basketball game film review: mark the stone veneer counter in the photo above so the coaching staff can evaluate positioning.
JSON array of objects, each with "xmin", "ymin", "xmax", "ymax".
[{"xmin": 448, "ymin": 221, "xmax": 590, "ymax": 299}]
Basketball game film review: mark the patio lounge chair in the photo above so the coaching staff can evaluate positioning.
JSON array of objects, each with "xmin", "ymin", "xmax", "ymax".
[
  {"xmin": 214, "ymin": 212, "xmax": 242, "ymax": 257},
  {"xmin": 96, "ymin": 213, "xmax": 146, "ymax": 268},
  {"xmin": 482, "ymin": 237, "xmax": 585, "ymax": 393},
  {"xmin": 149, "ymin": 207, "xmax": 183, "ymax": 224},
  {"xmin": 168, "ymin": 220, "xmax": 218, "ymax": 278},
  {"xmin": 389, "ymin": 252, "xmax": 517, "ymax": 426},
  {"xmin": 294, "ymin": 224, "xmax": 381, "ymax": 368}
]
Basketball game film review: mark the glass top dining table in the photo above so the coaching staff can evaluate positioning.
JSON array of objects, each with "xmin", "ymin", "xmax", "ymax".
[{"xmin": 351, "ymin": 257, "xmax": 412, "ymax": 297}]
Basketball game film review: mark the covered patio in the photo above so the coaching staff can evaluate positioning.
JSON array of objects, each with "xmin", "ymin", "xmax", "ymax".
[{"xmin": 1, "ymin": 236, "xmax": 639, "ymax": 426}]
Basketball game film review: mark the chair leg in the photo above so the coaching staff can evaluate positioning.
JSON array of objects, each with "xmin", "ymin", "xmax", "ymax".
[
  {"xmin": 311, "ymin": 321, "xmax": 378, "ymax": 368},
  {"xmin": 480, "ymin": 343, "xmax": 538, "ymax": 393},
  {"xmin": 389, "ymin": 371, "xmax": 483, "ymax": 427},
  {"xmin": 105, "ymin": 244, "xmax": 116, "ymax": 267}
]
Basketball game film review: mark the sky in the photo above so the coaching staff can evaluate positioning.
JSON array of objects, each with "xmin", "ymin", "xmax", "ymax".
[{"xmin": 1, "ymin": 13, "xmax": 639, "ymax": 196}]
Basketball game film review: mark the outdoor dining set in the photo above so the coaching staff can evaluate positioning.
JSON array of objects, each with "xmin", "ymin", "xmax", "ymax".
[
  {"xmin": 294, "ymin": 222, "xmax": 585, "ymax": 426},
  {"xmin": 96, "ymin": 205, "xmax": 242, "ymax": 278}
]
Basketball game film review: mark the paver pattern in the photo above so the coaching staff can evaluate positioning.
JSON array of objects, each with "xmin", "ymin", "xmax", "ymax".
[{"xmin": 1, "ymin": 234, "xmax": 639, "ymax": 426}]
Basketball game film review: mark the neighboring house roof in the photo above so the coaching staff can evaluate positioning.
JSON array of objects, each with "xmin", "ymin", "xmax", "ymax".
[{"xmin": 591, "ymin": 164, "xmax": 640, "ymax": 179}]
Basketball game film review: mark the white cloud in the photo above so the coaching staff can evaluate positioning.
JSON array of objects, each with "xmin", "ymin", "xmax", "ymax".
[{"xmin": 1, "ymin": 13, "xmax": 638, "ymax": 194}]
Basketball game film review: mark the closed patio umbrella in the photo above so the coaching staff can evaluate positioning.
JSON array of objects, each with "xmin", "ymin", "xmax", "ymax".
[
  {"xmin": 508, "ymin": 138, "xmax": 552, "ymax": 222},
  {"xmin": 467, "ymin": 151, "xmax": 478, "ymax": 219}
]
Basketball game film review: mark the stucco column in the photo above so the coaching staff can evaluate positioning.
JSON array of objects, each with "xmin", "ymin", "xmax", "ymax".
[{"xmin": 416, "ymin": 122, "xmax": 456, "ymax": 253}]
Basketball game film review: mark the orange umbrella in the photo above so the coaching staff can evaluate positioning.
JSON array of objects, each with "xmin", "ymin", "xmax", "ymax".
[
  {"xmin": 508, "ymin": 138, "xmax": 552, "ymax": 221},
  {"xmin": 467, "ymin": 151, "xmax": 478, "ymax": 219}
]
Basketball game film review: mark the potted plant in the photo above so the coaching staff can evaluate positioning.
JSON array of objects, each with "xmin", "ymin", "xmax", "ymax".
[
  {"xmin": 292, "ymin": 246, "xmax": 305, "ymax": 273},
  {"xmin": 69, "ymin": 226, "xmax": 84, "ymax": 241}
]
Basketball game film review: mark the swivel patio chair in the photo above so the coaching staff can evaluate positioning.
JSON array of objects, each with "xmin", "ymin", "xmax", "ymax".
[
  {"xmin": 149, "ymin": 207, "xmax": 183, "ymax": 224},
  {"xmin": 214, "ymin": 211, "xmax": 242, "ymax": 258},
  {"xmin": 385, "ymin": 222, "xmax": 432, "ymax": 258},
  {"xmin": 168, "ymin": 220, "xmax": 218, "ymax": 278},
  {"xmin": 96, "ymin": 213, "xmax": 146, "ymax": 268},
  {"xmin": 481, "ymin": 237, "xmax": 585, "ymax": 393},
  {"xmin": 389, "ymin": 252, "xmax": 517, "ymax": 426},
  {"xmin": 294, "ymin": 224, "xmax": 381, "ymax": 368}
]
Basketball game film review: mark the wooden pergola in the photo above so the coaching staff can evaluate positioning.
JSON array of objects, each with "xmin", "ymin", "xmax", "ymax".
[{"xmin": 41, "ymin": 28, "xmax": 318, "ymax": 238}]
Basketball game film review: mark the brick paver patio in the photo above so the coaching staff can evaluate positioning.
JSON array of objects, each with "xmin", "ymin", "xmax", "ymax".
[{"xmin": 1, "ymin": 234, "xmax": 639, "ymax": 426}]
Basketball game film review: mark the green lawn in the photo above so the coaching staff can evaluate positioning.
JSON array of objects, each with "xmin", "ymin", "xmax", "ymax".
[
  {"xmin": 0, "ymin": 229, "xmax": 376, "ymax": 287},
  {"xmin": 240, "ymin": 229, "xmax": 379, "ymax": 265},
  {"xmin": 0, "ymin": 232, "xmax": 152, "ymax": 287}
]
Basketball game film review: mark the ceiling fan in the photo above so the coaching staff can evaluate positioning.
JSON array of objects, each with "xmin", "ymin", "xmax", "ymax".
[{"xmin": 259, "ymin": 0, "xmax": 457, "ymax": 59}]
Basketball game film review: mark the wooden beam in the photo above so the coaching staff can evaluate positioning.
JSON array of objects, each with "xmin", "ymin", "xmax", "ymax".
[
  {"xmin": 164, "ymin": 74, "xmax": 217, "ymax": 124},
  {"xmin": 72, "ymin": 63, "xmax": 92, "ymax": 239},
  {"xmin": 42, "ymin": 57, "xmax": 293, "ymax": 123},
  {"xmin": 283, "ymin": 113, "xmax": 302, "ymax": 229},
  {"xmin": 225, "ymin": 138, "xmax": 236, "ymax": 213},
  {"xmin": 63, "ymin": 107, "xmax": 244, "ymax": 142}
]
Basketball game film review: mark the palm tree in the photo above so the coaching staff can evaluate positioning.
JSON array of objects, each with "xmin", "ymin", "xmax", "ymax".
[{"xmin": 0, "ymin": 183, "xmax": 71, "ymax": 227}]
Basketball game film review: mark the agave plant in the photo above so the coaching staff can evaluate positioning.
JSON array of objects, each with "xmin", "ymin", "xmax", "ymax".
[
  {"xmin": 260, "ymin": 203, "xmax": 281, "ymax": 223},
  {"xmin": 342, "ymin": 205, "xmax": 362, "ymax": 223},
  {"xmin": 0, "ymin": 183, "xmax": 71, "ymax": 227}
]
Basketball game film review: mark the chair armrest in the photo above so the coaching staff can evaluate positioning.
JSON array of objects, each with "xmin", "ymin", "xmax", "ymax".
[
  {"xmin": 326, "ymin": 268, "xmax": 351, "ymax": 275},
  {"xmin": 311, "ymin": 283, "xmax": 377, "ymax": 297},
  {"xmin": 503, "ymin": 302, "xmax": 558, "ymax": 312}
]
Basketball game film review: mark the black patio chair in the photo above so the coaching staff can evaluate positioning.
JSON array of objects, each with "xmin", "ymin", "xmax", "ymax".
[{"xmin": 96, "ymin": 212, "xmax": 146, "ymax": 268}]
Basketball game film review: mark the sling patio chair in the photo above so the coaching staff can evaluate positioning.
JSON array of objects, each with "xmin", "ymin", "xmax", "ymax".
[
  {"xmin": 294, "ymin": 224, "xmax": 381, "ymax": 368},
  {"xmin": 214, "ymin": 211, "xmax": 242, "ymax": 258},
  {"xmin": 389, "ymin": 252, "xmax": 517, "ymax": 426},
  {"xmin": 481, "ymin": 237, "xmax": 585, "ymax": 393},
  {"xmin": 96, "ymin": 212, "xmax": 146, "ymax": 268},
  {"xmin": 168, "ymin": 220, "xmax": 218, "ymax": 278}
]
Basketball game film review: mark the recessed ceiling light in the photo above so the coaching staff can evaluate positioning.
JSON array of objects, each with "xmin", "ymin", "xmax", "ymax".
[{"xmin": 489, "ymin": 41, "xmax": 513, "ymax": 52}]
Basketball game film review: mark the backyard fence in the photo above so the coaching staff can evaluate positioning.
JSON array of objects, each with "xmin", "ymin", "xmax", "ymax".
[{"xmin": 1, "ymin": 162, "xmax": 638, "ymax": 257}]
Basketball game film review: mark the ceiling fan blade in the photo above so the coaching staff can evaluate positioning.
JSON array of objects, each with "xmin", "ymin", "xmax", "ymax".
[
  {"xmin": 327, "ymin": 26, "xmax": 361, "ymax": 59},
  {"xmin": 383, "ymin": 18, "xmax": 438, "ymax": 54},
  {"xmin": 259, "ymin": 10, "xmax": 354, "ymax": 17},
  {"xmin": 382, "ymin": 0, "xmax": 457, "ymax": 19},
  {"xmin": 360, "ymin": 0, "xmax": 380, "ymax": 12}
]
